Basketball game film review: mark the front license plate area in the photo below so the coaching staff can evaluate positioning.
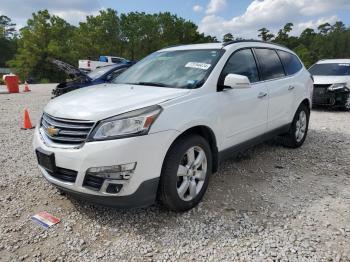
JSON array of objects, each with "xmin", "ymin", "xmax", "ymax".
[{"xmin": 36, "ymin": 148, "xmax": 56, "ymax": 173}]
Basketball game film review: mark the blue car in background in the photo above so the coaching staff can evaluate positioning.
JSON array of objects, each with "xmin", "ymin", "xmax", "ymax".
[{"xmin": 51, "ymin": 59, "xmax": 134, "ymax": 98}]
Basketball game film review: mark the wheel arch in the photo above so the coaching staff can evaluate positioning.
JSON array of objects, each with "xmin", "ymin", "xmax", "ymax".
[
  {"xmin": 300, "ymin": 98, "xmax": 311, "ymax": 111},
  {"xmin": 164, "ymin": 125, "xmax": 219, "ymax": 173}
]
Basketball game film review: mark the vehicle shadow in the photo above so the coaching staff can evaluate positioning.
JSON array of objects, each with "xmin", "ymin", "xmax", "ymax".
[
  {"xmin": 312, "ymin": 106, "xmax": 349, "ymax": 113},
  {"xmin": 66, "ymin": 128, "xmax": 350, "ymax": 239}
]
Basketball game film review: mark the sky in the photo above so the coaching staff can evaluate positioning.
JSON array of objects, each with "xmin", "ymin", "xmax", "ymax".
[{"xmin": 1, "ymin": 0, "xmax": 350, "ymax": 40}]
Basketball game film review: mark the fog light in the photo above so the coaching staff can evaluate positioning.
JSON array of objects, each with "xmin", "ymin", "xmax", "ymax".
[
  {"xmin": 106, "ymin": 184, "xmax": 123, "ymax": 194},
  {"xmin": 86, "ymin": 162, "xmax": 136, "ymax": 180}
]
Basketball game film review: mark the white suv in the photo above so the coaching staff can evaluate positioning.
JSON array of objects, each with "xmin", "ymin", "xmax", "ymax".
[{"xmin": 33, "ymin": 41, "xmax": 313, "ymax": 211}]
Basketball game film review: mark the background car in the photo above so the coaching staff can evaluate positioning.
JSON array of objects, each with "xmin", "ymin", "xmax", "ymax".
[
  {"xmin": 79, "ymin": 56, "xmax": 130, "ymax": 72},
  {"xmin": 51, "ymin": 59, "xmax": 134, "ymax": 98},
  {"xmin": 309, "ymin": 59, "xmax": 350, "ymax": 110}
]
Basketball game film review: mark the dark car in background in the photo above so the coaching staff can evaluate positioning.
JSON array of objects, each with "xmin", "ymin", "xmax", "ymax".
[
  {"xmin": 309, "ymin": 59, "xmax": 350, "ymax": 110},
  {"xmin": 51, "ymin": 59, "xmax": 134, "ymax": 98}
]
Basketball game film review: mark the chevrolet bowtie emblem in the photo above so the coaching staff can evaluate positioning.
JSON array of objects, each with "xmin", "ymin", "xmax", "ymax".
[{"xmin": 47, "ymin": 126, "xmax": 60, "ymax": 136}]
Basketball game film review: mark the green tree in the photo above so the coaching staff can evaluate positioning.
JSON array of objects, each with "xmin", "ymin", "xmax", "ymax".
[
  {"xmin": 317, "ymin": 23, "xmax": 331, "ymax": 35},
  {"xmin": 261, "ymin": 21, "xmax": 350, "ymax": 68},
  {"xmin": 73, "ymin": 9, "xmax": 122, "ymax": 60},
  {"xmin": 0, "ymin": 15, "xmax": 16, "ymax": 38},
  {"xmin": 8, "ymin": 9, "xmax": 216, "ymax": 81},
  {"xmin": 294, "ymin": 44, "xmax": 314, "ymax": 68},
  {"xmin": 9, "ymin": 10, "xmax": 75, "ymax": 81},
  {"xmin": 299, "ymin": 28, "xmax": 316, "ymax": 45},
  {"xmin": 258, "ymin": 28, "xmax": 274, "ymax": 41},
  {"xmin": 332, "ymin": 21, "xmax": 346, "ymax": 32},
  {"xmin": 0, "ymin": 15, "xmax": 17, "ymax": 67},
  {"xmin": 223, "ymin": 33, "xmax": 234, "ymax": 42},
  {"xmin": 274, "ymin": 23, "xmax": 294, "ymax": 45}
]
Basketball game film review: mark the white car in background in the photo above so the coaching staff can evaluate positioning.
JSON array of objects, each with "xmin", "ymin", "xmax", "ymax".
[
  {"xmin": 309, "ymin": 59, "xmax": 350, "ymax": 110},
  {"xmin": 79, "ymin": 56, "xmax": 130, "ymax": 72},
  {"xmin": 33, "ymin": 41, "xmax": 313, "ymax": 211}
]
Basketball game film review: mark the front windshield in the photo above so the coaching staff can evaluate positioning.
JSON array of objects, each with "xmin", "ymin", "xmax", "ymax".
[
  {"xmin": 309, "ymin": 63, "xmax": 350, "ymax": 76},
  {"xmin": 113, "ymin": 49, "xmax": 224, "ymax": 89},
  {"xmin": 87, "ymin": 66, "xmax": 115, "ymax": 80}
]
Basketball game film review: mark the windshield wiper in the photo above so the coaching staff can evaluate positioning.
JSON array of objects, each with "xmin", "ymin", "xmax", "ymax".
[{"xmin": 126, "ymin": 81, "xmax": 171, "ymax": 87}]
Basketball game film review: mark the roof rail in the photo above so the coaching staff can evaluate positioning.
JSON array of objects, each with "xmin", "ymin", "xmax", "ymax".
[{"xmin": 222, "ymin": 40, "xmax": 287, "ymax": 49}]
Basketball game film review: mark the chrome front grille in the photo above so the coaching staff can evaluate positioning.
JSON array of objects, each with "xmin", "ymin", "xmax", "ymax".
[{"xmin": 40, "ymin": 113, "xmax": 95, "ymax": 146}]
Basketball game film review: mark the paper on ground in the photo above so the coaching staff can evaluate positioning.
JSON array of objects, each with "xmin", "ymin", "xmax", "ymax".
[{"xmin": 31, "ymin": 211, "xmax": 60, "ymax": 229}]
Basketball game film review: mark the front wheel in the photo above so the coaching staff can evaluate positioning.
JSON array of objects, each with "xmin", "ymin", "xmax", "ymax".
[
  {"xmin": 158, "ymin": 135, "xmax": 212, "ymax": 212},
  {"xmin": 281, "ymin": 103, "xmax": 310, "ymax": 148},
  {"xmin": 342, "ymin": 93, "xmax": 350, "ymax": 111}
]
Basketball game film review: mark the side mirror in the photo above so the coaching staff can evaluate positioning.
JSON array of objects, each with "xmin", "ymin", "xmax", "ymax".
[{"xmin": 223, "ymin": 74, "xmax": 251, "ymax": 89}]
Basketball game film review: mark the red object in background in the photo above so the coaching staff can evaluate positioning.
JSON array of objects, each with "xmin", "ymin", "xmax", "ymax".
[{"xmin": 4, "ymin": 75, "xmax": 19, "ymax": 93}]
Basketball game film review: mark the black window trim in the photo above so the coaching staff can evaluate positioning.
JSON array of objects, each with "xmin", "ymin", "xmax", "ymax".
[
  {"xmin": 253, "ymin": 47, "xmax": 287, "ymax": 82},
  {"xmin": 217, "ymin": 47, "xmax": 261, "ymax": 91},
  {"xmin": 275, "ymin": 49, "xmax": 287, "ymax": 76},
  {"xmin": 217, "ymin": 46, "xmax": 303, "ymax": 91},
  {"xmin": 275, "ymin": 49, "xmax": 304, "ymax": 77}
]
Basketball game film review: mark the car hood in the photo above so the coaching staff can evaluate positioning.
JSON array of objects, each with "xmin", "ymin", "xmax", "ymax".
[
  {"xmin": 313, "ymin": 75, "xmax": 350, "ymax": 85},
  {"xmin": 51, "ymin": 59, "xmax": 90, "ymax": 80},
  {"xmin": 45, "ymin": 83, "xmax": 190, "ymax": 121}
]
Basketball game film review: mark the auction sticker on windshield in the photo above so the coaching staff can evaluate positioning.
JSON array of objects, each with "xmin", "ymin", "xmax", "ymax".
[{"xmin": 185, "ymin": 62, "xmax": 211, "ymax": 70}]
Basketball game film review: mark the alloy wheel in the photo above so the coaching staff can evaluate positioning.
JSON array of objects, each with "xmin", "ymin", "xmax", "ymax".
[
  {"xmin": 176, "ymin": 146, "xmax": 207, "ymax": 201},
  {"xmin": 295, "ymin": 110, "xmax": 307, "ymax": 142},
  {"xmin": 345, "ymin": 95, "xmax": 350, "ymax": 110}
]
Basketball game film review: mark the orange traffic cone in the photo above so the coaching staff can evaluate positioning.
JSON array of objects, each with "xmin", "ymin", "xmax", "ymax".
[
  {"xmin": 23, "ymin": 81, "xmax": 31, "ymax": 92},
  {"xmin": 21, "ymin": 109, "xmax": 35, "ymax": 130}
]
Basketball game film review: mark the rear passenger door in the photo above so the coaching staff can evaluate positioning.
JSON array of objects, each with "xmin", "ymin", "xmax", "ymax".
[
  {"xmin": 218, "ymin": 48, "xmax": 268, "ymax": 148},
  {"xmin": 254, "ymin": 48, "xmax": 292, "ymax": 130},
  {"xmin": 276, "ymin": 50, "xmax": 304, "ymax": 121}
]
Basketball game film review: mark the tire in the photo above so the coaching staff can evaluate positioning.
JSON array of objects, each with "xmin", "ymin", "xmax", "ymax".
[
  {"xmin": 158, "ymin": 135, "xmax": 212, "ymax": 212},
  {"xmin": 280, "ymin": 103, "xmax": 310, "ymax": 148},
  {"xmin": 57, "ymin": 188, "xmax": 66, "ymax": 196},
  {"xmin": 342, "ymin": 93, "xmax": 350, "ymax": 111}
]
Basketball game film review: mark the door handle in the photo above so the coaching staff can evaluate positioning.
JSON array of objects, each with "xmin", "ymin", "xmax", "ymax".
[
  {"xmin": 257, "ymin": 92, "xmax": 267, "ymax": 99},
  {"xmin": 288, "ymin": 85, "xmax": 295, "ymax": 91}
]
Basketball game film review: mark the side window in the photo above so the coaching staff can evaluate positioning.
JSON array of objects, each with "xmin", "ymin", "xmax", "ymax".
[
  {"xmin": 277, "ymin": 50, "xmax": 303, "ymax": 75},
  {"xmin": 111, "ymin": 58, "xmax": 122, "ymax": 63},
  {"xmin": 219, "ymin": 49, "xmax": 259, "ymax": 85},
  {"xmin": 254, "ymin": 48, "xmax": 285, "ymax": 80}
]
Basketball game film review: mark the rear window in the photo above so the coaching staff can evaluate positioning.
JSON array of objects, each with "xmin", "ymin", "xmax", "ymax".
[
  {"xmin": 309, "ymin": 63, "xmax": 350, "ymax": 76},
  {"xmin": 254, "ymin": 48, "xmax": 285, "ymax": 80},
  {"xmin": 277, "ymin": 50, "xmax": 303, "ymax": 75},
  {"xmin": 111, "ymin": 58, "xmax": 124, "ymax": 63}
]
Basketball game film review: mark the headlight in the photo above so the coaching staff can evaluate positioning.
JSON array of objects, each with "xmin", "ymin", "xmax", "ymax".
[
  {"xmin": 328, "ymin": 83, "xmax": 348, "ymax": 91},
  {"xmin": 89, "ymin": 105, "xmax": 162, "ymax": 141}
]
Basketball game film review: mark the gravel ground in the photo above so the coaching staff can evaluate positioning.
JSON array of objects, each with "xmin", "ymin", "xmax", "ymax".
[{"xmin": 1, "ymin": 84, "xmax": 350, "ymax": 262}]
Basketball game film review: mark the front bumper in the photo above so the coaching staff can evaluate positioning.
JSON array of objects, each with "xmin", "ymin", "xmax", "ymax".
[
  {"xmin": 33, "ymin": 127, "xmax": 179, "ymax": 208},
  {"xmin": 312, "ymin": 88, "xmax": 349, "ymax": 107},
  {"xmin": 55, "ymin": 177, "xmax": 159, "ymax": 208}
]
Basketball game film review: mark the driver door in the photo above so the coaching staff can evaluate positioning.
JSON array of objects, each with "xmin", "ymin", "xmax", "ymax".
[{"xmin": 217, "ymin": 48, "xmax": 268, "ymax": 149}]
